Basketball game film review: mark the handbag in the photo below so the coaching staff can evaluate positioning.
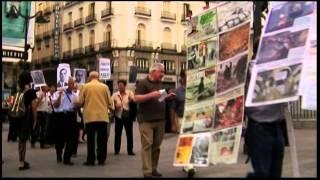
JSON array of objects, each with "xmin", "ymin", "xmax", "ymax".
[
  {"xmin": 118, "ymin": 94, "xmax": 130, "ymax": 119},
  {"xmin": 8, "ymin": 92, "xmax": 25, "ymax": 119}
]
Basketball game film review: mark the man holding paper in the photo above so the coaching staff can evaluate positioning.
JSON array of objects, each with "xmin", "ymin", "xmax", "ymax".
[{"xmin": 134, "ymin": 63, "xmax": 176, "ymax": 178}]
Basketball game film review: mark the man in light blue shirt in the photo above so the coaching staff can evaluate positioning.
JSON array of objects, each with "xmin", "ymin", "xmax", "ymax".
[{"xmin": 52, "ymin": 77, "xmax": 78, "ymax": 165}]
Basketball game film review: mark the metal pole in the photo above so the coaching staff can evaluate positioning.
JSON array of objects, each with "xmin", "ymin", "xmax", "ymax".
[
  {"xmin": 23, "ymin": 6, "xmax": 30, "ymax": 72},
  {"xmin": 285, "ymin": 105, "xmax": 300, "ymax": 177}
]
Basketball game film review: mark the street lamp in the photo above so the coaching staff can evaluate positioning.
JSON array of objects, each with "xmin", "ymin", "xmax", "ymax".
[{"xmin": 6, "ymin": 4, "xmax": 49, "ymax": 71}]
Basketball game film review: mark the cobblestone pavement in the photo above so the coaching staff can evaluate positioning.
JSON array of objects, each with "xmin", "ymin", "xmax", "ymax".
[{"xmin": 1, "ymin": 121, "xmax": 317, "ymax": 178}]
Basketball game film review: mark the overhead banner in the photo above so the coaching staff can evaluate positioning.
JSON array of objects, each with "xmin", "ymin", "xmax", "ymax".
[
  {"xmin": 99, "ymin": 58, "xmax": 111, "ymax": 80},
  {"xmin": 174, "ymin": 2, "xmax": 252, "ymax": 167},
  {"xmin": 2, "ymin": 1, "xmax": 35, "ymax": 62},
  {"xmin": 245, "ymin": 1, "xmax": 316, "ymax": 107}
]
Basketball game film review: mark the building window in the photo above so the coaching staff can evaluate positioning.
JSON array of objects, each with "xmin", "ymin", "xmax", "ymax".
[
  {"xmin": 78, "ymin": 33, "xmax": 83, "ymax": 48},
  {"xmin": 79, "ymin": 7, "xmax": 83, "ymax": 19},
  {"xmin": 136, "ymin": 23, "xmax": 146, "ymax": 45},
  {"xmin": 44, "ymin": 38, "xmax": 50, "ymax": 47},
  {"xmin": 161, "ymin": 60, "xmax": 175, "ymax": 75},
  {"xmin": 68, "ymin": 12, "xmax": 72, "ymax": 23},
  {"xmin": 180, "ymin": 62, "xmax": 186, "ymax": 72},
  {"xmin": 68, "ymin": 36, "xmax": 72, "ymax": 51},
  {"xmin": 105, "ymin": 24, "xmax": 112, "ymax": 42},
  {"xmin": 135, "ymin": 58, "xmax": 149, "ymax": 73},
  {"xmin": 89, "ymin": 2, "xmax": 95, "ymax": 15},
  {"xmin": 90, "ymin": 30, "xmax": 95, "ymax": 45}
]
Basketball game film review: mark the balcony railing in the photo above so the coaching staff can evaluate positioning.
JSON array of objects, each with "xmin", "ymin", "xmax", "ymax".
[
  {"xmin": 101, "ymin": 8, "xmax": 113, "ymax": 19},
  {"xmin": 165, "ymin": 69, "xmax": 176, "ymax": 75},
  {"xmin": 63, "ymin": 50, "xmax": 72, "ymax": 59},
  {"xmin": 137, "ymin": 68, "xmax": 149, "ymax": 74},
  {"xmin": 161, "ymin": 43, "xmax": 177, "ymax": 51},
  {"xmin": 135, "ymin": 40, "xmax": 153, "ymax": 50},
  {"xmin": 64, "ymin": 1, "xmax": 79, "ymax": 8},
  {"xmin": 43, "ymin": 31, "xmax": 51, "ymax": 39},
  {"xmin": 85, "ymin": 44, "xmax": 97, "ymax": 55},
  {"xmin": 63, "ymin": 22, "xmax": 73, "ymax": 32},
  {"xmin": 85, "ymin": 14, "xmax": 97, "ymax": 24},
  {"xmin": 44, "ymin": 6, "xmax": 52, "ymax": 15},
  {"xmin": 99, "ymin": 41, "xmax": 112, "ymax": 52},
  {"xmin": 161, "ymin": 11, "xmax": 176, "ymax": 21},
  {"xmin": 73, "ymin": 48, "xmax": 85, "ymax": 57},
  {"xmin": 134, "ymin": 6, "xmax": 151, "ymax": 17},
  {"xmin": 74, "ymin": 18, "xmax": 85, "ymax": 29}
]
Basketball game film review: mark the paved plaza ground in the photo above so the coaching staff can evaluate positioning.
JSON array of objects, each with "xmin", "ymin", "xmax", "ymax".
[{"xmin": 2, "ymin": 121, "xmax": 317, "ymax": 178}]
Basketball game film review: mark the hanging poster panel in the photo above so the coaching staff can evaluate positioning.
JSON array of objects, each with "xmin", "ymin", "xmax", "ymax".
[
  {"xmin": 245, "ymin": 1, "xmax": 316, "ymax": 107},
  {"xmin": 174, "ymin": 1, "xmax": 252, "ymax": 167}
]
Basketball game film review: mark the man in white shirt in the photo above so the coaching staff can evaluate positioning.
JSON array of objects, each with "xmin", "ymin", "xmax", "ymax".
[{"xmin": 32, "ymin": 85, "xmax": 50, "ymax": 149}]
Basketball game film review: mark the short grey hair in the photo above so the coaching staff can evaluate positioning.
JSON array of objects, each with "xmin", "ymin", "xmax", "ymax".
[{"xmin": 149, "ymin": 63, "xmax": 164, "ymax": 73}]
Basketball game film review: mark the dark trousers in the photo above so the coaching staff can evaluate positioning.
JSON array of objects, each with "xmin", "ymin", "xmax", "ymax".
[
  {"xmin": 246, "ymin": 118, "xmax": 285, "ymax": 178},
  {"xmin": 46, "ymin": 113, "xmax": 56, "ymax": 145},
  {"xmin": 114, "ymin": 116, "xmax": 134, "ymax": 154},
  {"xmin": 36, "ymin": 111, "xmax": 49, "ymax": 146},
  {"xmin": 85, "ymin": 121, "xmax": 108, "ymax": 164},
  {"xmin": 55, "ymin": 112, "xmax": 77, "ymax": 162},
  {"xmin": 8, "ymin": 116, "xmax": 19, "ymax": 141}
]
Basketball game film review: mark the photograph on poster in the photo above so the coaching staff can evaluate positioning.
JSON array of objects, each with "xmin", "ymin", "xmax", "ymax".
[
  {"xmin": 251, "ymin": 63, "xmax": 302, "ymax": 103},
  {"xmin": 187, "ymin": 9, "xmax": 218, "ymax": 45},
  {"xmin": 257, "ymin": 29, "xmax": 309, "ymax": 64},
  {"xmin": 185, "ymin": 70, "xmax": 216, "ymax": 105},
  {"xmin": 205, "ymin": 37, "xmax": 218, "ymax": 68},
  {"xmin": 219, "ymin": 22, "xmax": 250, "ymax": 61},
  {"xmin": 265, "ymin": 1, "xmax": 315, "ymax": 33},
  {"xmin": 187, "ymin": 42, "xmax": 207, "ymax": 71},
  {"xmin": 214, "ymin": 96, "xmax": 243, "ymax": 130},
  {"xmin": 190, "ymin": 133, "xmax": 210, "ymax": 166},
  {"xmin": 174, "ymin": 135, "xmax": 194, "ymax": 166},
  {"xmin": 31, "ymin": 70, "xmax": 46, "ymax": 86},
  {"xmin": 217, "ymin": 1, "xmax": 252, "ymax": 32},
  {"xmin": 216, "ymin": 54, "xmax": 248, "ymax": 94},
  {"xmin": 73, "ymin": 68, "xmax": 86, "ymax": 84},
  {"xmin": 210, "ymin": 126, "xmax": 241, "ymax": 164},
  {"xmin": 182, "ymin": 103, "xmax": 215, "ymax": 134},
  {"xmin": 57, "ymin": 64, "xmax": 71, "ymax": 88}
]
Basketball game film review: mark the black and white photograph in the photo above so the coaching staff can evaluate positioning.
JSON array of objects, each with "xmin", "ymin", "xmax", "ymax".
[
  {"xmin": 189, "ymin": 133, "xmax": 210, "ymax": 167},
  {"xmin": 30, "ymin": 70, "xmax": 46, "ymax": 87},
  {"xmin": 73, "ymin": 68, "xmax": 86, "ymax": 84},
  {"xmin": 187, "ymin": 42, "xmax": 205, "ymax": 71},
  {"xmin": 57, "ymin": 64, "xmax": 71, "ymax": 88},
  {"xmin": 205, "ymin": 37, "xmax": 218, "ymax": 68},
  {"xmin": 216, "ymin": 54, "xmax": 248, "ymax": 94},
  {"xmin": 247, "ymin": 63, "xmax": 302, "ymax": 106},
  {"xmin": 217, "ymin": 1, "xmax": 252, "ymax": 32},
  {"xmin": 257, "ymin": 28, "xmax": 309, "ymax": 64},
  {"xmin": 265, "ymin": 1, "xmax": 315, "ymax": 33}
]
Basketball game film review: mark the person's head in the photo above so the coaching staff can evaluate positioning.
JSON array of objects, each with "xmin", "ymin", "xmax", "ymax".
[
  {"xmin": 88, "ymin": 71, "xmax": 99, "ymax": 81},
  {"xmin": 18, "ymin": 71, "xmax": 32, "ymax": 91},
  {"xmin": 59, "ymin": 68, "xmax": 67, "ymax": 82},
  {"xmin": 117, "ymin": 80, "xmax": 127, "ymax": 93},
  {"xmin": 75, "ymin": 70, "xmax": 84, "ymax": 83},
  {"xmin": 149, "ymin": 63, "xmax": 164, "ymax": 82},
  {"xmin": 67, "ymin": 77, "xmax": 75, "ymax": 90},
  {"xmin": 41, "ymin": 85, "xmax": 49, "ymax": 92},
  {"xmin": 49, "ymin": 84, "xmax": 56, "ymax": 93}
]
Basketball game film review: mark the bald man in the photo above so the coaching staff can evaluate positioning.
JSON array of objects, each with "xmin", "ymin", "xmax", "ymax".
[{"xmin": 78, "ymin": 71, "xmax": 113, "ymax": 166}]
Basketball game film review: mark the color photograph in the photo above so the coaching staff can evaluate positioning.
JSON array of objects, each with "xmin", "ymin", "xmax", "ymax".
[
  {"xmin": 219, "ymin": 22, "xmax": 250, "ymax": 61},
  {"xmin": 216, "ymin": 54, "xmax": 248, "ymax": 94},
  {"xmin": 265, "ymin": 1, "xmax": 315, "ymax": 33},
  {"xmin": 257, "ymin": 29, "xmax": 309, "ymax": 64}
]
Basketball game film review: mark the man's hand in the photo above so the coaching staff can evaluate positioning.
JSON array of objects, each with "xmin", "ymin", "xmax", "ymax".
[{"xmin": 150, "ymin": 90, "xmax": 162, "ymax": 99}]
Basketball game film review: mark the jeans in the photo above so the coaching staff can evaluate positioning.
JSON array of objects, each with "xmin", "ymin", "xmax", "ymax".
[{"xmin": 246, "ymin": 118, "xmax": 285, "ymax": 178}]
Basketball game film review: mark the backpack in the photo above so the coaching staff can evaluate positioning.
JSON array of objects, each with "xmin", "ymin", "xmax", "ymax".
[{"xmin": 8, "ymin": 92, "xmax": 26, "ymax": 119}]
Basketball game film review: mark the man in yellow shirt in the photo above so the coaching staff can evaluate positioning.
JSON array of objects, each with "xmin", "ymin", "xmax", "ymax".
[{"xmin": 78, "ymin": 71, "xmax": 113, "ymax": 166}]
